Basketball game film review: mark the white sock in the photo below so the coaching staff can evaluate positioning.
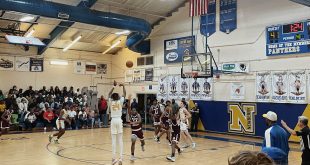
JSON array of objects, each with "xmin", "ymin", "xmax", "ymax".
[
  {"xmin": 118, "ymin": 133, "xmax": 123, "ymax": 160},
  {"xmin": 111, "ymin": 134, "xmax": 117, "ymax": 159}
]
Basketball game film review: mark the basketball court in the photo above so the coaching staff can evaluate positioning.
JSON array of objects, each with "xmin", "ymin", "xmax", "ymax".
[{"xmin": 0, "ymin": 128, "xmax": 302, "ymax": 165}]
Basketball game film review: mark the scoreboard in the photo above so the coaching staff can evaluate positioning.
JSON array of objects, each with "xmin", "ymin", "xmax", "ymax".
[{"xmin": 266, "ymin": 20, "xmax": 310, "ymax": 56}]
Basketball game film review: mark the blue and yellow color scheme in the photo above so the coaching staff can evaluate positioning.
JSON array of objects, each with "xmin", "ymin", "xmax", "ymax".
[{"xmin": 192, "ymin": 101, "xmax": 310, "ymax": 142}]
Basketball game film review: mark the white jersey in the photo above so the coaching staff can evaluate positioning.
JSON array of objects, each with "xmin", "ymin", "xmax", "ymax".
[
  {"xmin": 109, "ymin": 97, "xmax": 124, "ymax": 118},
  {"xmin": 179, "ymin": 107, "xmax": 189, "ymax": 124}
]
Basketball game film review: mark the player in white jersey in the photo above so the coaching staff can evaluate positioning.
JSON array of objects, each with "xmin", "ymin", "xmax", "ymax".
[
  {"xmin": 49, "ymin": 103, "xmax": 69, "ymax": 144},
  {"xmin": 179, "ymin": 101, "xmax": 196, "ymax": 149},
  {"xmin": 108, "ymin": 80, "xmax": 126, "ymax": 165}
]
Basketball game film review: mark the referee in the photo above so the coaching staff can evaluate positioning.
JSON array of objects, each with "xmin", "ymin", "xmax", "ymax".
[{"xmin": 281, "ymin": 116, "xmax": 310, "ymax": 165}]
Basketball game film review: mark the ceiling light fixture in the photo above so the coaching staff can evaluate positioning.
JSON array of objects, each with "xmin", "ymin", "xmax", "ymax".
[
  {"xmin": 25, "ymin": 29, "xmax": 35, "ymax": 37},
  {"xmin": 20, "ymin": 16, "xmax": 35, "ymax": 22},
  {"xmin": 102, "ymin": 40, "xmax": 121, "ymax": 54},
  {"xmin": 63, "ymin": 35, "xmax": 82, "ymax": 52},
  {"xmin": 50, "ymin": 60, "xmax": 69, "ymax": 65},
  {"xmin": 115, "ymin": 30, "xmax": 130, "ymax": 35}
]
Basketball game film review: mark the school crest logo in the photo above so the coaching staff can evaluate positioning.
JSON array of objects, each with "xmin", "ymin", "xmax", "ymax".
[{"xmin": 228, "ymin": 103, "xmax": 256, "ymax": 135}]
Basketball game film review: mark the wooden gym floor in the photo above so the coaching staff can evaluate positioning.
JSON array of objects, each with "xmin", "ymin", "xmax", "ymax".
[{"xmin": 0, "ymin": 128, "xmax": 302, "ymax": 165}]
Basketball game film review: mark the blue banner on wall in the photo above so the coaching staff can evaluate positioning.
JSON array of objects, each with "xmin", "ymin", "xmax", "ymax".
[
  {"xmin": 266, "ymin": 20, "xmax": 310, "ymax": 56},
  {"xmin": 164, "ymin": 36, "xmax": 195, "ymax": 64},
  {"xmin": 220, "ymin": 0, "xmax": 237, "ymax": 34},
  {"xmin": 200, "ymin": 0, "xmax": 216, "ymax": 37},
  {"xmin": 195, "ymin": 101, "xmax": 307, "ymax": 140}
]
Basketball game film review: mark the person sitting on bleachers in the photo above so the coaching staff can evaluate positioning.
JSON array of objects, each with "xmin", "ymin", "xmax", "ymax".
[
  {"xmin": 43, "ymin": 103, "xmax": 55, "ymax": 131},
  {"xmin": 24, "ymin": 108, "xmax": 37, "ymax": 131}
]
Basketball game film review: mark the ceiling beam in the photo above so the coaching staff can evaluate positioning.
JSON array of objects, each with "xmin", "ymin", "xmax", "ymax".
[
  {"xmin": 151, "ymin": 0, "xmax": 187, "ymax": 28},
  {"xmin": 37, "ymin": 0, "xmax": 98, "ymax": 55}
]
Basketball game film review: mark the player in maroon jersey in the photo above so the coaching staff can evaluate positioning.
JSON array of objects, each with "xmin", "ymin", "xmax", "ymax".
[
  {"xmin": 127, "ymin": 95, "xmax": 145, "ymax": 161},
  {"xmin": 156, "ymin": 105, "xmax": 172, "ymax": 145},
  {"xmin": 150, "ymin": 99, "xmax": 162, "ymax": 142},
  {"xmin": 166, "ymin": 110, "xmax": 183, "ymax": 162}
]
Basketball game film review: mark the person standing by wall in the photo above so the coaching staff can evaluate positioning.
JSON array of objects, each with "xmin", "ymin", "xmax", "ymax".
[
  {"xmin": 98, "ymin": 95, "xmax": 108, "ymax": 128},
  {"xmin": 262, "ymin": 111, "xmax": 289, "ymax": 164},
  {"xmin": 281, "ymin": 116, "xmax": 310, "ymax": 165},
  {"xmin": 190, "ymin": 103, "xmax": 200, "ymax": 132}
]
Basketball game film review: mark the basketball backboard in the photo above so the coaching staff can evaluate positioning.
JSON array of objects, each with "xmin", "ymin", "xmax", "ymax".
[{"xmin": 181, "ymin": 53, "xmax": 214, "ymax": 78}]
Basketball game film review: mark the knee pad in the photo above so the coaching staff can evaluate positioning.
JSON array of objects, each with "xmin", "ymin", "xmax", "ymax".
[{"xmin": 131, "ymin": 134, "xmax": 137, "ymax": 142}]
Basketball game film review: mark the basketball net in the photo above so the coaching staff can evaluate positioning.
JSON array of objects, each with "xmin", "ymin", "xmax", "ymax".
[{"xmin": 183, "ymin": 71, "xmax": 198, "ymax": 78}]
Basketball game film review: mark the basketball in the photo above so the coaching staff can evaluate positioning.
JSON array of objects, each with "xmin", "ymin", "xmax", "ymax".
[{"xmin": 126, "ymin": 61, "xmax": 133, "ymax": 68}]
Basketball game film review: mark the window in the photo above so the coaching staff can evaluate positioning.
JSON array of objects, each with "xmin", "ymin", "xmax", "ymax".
[{"xmin": 137, "ymin": 56, "xmax": 153, "ymax": 66}]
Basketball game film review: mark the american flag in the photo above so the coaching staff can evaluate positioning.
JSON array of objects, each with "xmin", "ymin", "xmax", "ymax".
[{"xmin": 189, "ymin": 0, "xmax": 208, "ymax": 17}]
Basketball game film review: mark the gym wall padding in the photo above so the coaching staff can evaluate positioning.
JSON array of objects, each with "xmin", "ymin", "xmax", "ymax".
[{"xmin": 193, "ymin": 101, "xmax": 309, "ymax": 142}]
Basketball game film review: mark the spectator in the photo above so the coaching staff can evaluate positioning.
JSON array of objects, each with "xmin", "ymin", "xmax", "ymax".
[
  {"xmin": 0, "ymin": 100, "xmax": 6, "ymax": 115},
  {"xmin": 39, "ymin": 86, "xmax": 47, "ymax": 98},
  {"xmin": 262, "ymin": 111, "xmax": 289, "ymax": 164},
  {"xmin": 88, "ymin": 109, "xmax": 95, "ymax": 128},
  {"xmin": 76, "ymin": 88, "xmax": 81, "ymax": 96},
  {"xmin": 8, "ymin": 85, "xmax": 18, "ymax": 98},
  {"xmin": 55, "ymin": 86, "xmax": 62, "ymax": 96},
  {"xmin": 281, "ymin": 116, "xmax": 310, "ymax": 165},
  {"xmin": 228, "ymin": 151, "xmax": 275, "ymax": 165},
  {"xmin": 0, "ymin": 90, "xmax": 5, "ymax": 100},
  {"xmin": 171, "ymin": 99, "xmax": 179, "ymax": 114},
  {"xmin": 24, "ymin": 108, "xmax": 37, "ymax": 131},
  {"xmin": 23, "ymin": 86, "xmax": 34, "ymax": 97},
  {"xmin": 83, "ymin": 93, "xmax": 87, "ymax": 106},
  {"xmin": 49, "ymin": 86, "xmax": 54, "ymax": 95},
  {"xmin": 62, "ymin": 86, "xmax": 68, "ymax": 97},
  {"xmin": 68, "ymin": 86, "xmax": 74, "ymax": 97},
  {"xmin": 16, "ymin": 94, "xmax": 29, "ymax": 115},
  {"xmin": 98, "ymin": 95, "xmax": 108, "ymax": 128},
  {"xmin": 190, "ymin": 103, "xmax": 200, "ymax": 132},
  {"xmin": 1, "ymin": 108, "xmax": 11, "ymax": 134},
  {"xmin": 131, "ymin": 98, "xmax": 138, "ymax": 110},
  {"xmin": 68, "ymin": 106, "xmax": 77, "ymax": 130},
  {"xmin": 43, "ymin": 104, "xmax": 55, "ymax": 130},
  {"xmin": 78, "ymin": 108, "xmax": 87, "ymax": 129}
]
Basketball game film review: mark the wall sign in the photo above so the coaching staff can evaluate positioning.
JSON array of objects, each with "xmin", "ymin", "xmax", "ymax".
[
  {"xmin": 266, "ymin": 20, "xmax": 310, "ymax": 56},
  {"xmin": 164, "ymin": 36, "xmax": 195, "ymax": 64},
  {"xmin": 200, "ymin": 0, "xmax": 216, "ymax": 37},
  {"xmin": 220, "ymin": 0, "xmax": 237, "ymax": 34}
]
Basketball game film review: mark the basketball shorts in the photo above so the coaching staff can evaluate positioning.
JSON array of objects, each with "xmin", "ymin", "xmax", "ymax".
[
  {"xmin": 111, "ymin": 117, "xmax": 123, "ymax": 135},
  {"xmin": 180, "ymin": 121, "xmax": 188, "ymax": 131},
  {"xmin": 56, "ymin": 119, "xmax": 65, "ymax": 130},
  {"xmin": 132, "ymin": 129, "xmax": 144, "ymax": 140},
  {"xmin": 154, "ymin": 117, "xmax": 161, "ymax": 126},
  {"xmin": 171, "ymin": 132, "xmax": 180, "ymax": 143}
]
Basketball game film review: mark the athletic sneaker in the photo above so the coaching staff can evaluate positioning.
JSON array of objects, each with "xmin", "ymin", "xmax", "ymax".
[
  {"xmin": 54, "ymin": 139, "xmax": 59, "ymax": 144},
  {"xmin": 141, "ymin": 144, "xmax": 145, "ymax": 152},
  {"xmin": 182, "ymin": 144, "xmax": 190, "ymax": 148},
  {"xmin": 166, "ymin": 156, "xmax": 176, "ymax": 162},
  {"xmin": 192, "ymin": 143, "xmax": 196, "ymax": 149},
  {"xmin": 156, "ymin": 137, "xmax": 160, "ymax": 143},
  {"xmin": 48, "ymin": 135, "xmax": 53, "ymax": 143},
  {"xmin": 130, "ymin": 155, "xmax": 136, "ymax": 161},
  {"xmin": 112, "ymin": 159, "xmax": 118, "ymax": 165},
  {"xmin": 154, "ymin": 136, "xmax": 157, "ymax": 141},
  {"xmin": 118, "ymin": 160, "xmax": 122, "ymax": 165},
  {"xmin": 168, "ymin": 143, "xmax": 171, "ymax": 146},
  {"xmin": 178, "ymin": 148, "xmax": 184, "ymax": 154}
]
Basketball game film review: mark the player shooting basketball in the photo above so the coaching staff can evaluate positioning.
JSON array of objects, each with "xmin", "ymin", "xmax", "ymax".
[{"xmin": 108, "ymin": 80, "xmax": 126, "ymax": 165}]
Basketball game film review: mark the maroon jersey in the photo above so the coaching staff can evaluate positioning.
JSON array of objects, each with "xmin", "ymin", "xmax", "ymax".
[
  {"xmin": 130, "ymin": 114, "xmax": 144, "ymax": 139},
  {"xmin": 162, "ymin": 111, "xmax": 170, "ymax": 127},
  {"xmin": 171, "ymin": 119, "xmax": 180, "ymax": 142},
  {"xmin": 151, "ymin": 105, "xmax": 161, "ymax": 123}
]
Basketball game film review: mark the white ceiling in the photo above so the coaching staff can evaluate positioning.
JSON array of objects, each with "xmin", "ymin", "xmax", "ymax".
[{"xmin": 0, "ymin": 0, "xmax": 187, "ymax": 54}]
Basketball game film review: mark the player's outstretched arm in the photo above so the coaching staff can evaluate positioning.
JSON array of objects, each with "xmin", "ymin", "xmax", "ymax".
[
  {"xmin": 108, "ymin": 81, "xmax": 116, "ymax": 98},
  {"xmin": 281, "ymin": 120, "xmax": 297, "ymax": 135}
]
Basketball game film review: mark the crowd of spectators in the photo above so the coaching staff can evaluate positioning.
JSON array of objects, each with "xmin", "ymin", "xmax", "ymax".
[{"xmin": 0, "ymin": 85, "xmax": 108, "ymax": 132}]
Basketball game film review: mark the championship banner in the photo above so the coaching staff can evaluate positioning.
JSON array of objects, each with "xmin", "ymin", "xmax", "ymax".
[
  {"xmin": 15, "ymin": 57, "xmax": 30, "ymax": 72},
  {"xmin": 288, "ymin": 71, "xmax": 306, "ymax": 103},
  {"xmin": 74, "ymin": 61, "xmax": 85, "ymax": 74},
  {"xmin": 256, "ymin": 72, "xmax": 271, "ymax": 102},
  {"xmin": 157, "ymin": 75, "xmax": 168, "ymax": 101},
  {"xmin": 168, "ymin": 75, "xmax": 179, "ymax": 100},
  {"xmin": 200, "ymin": 0, "xmax": 216, "ymax": 37},
  {"xmin": 97, "ymin": 63, "xmax": 107, "ymax": 74},
  {"xmin": 190, "ymin": 78, "xmax": 203, "ymax": 100},
  {"xmin": 179, "ymin": 77, "xmax": 190, "ymax": 100},
  {"xmin": 145, "ymin": 68, "xmax": 154, "ymax": 81},
  {"xmin": 230, "ymin": 82, "xmax": 245, "ymax": 100},
  {"xmin": 272, "ymin": 72, "xmax": 288, "ymax": 103},
  {"xmin": 200, "ymin": 78, "xmax": 213, "ymax": 100},
  {"xmin": 0, "ymin": 56, "xmax": 14, "ymax": 71},
  {"xmin": 30, "ymin": 58, "xmax": 43, "ymax": 72},
  {"xmin": 220, "ymin": 0, "xmax": 237, "ymax": 34},
  {"xmin": 85, "ymin": 62, "xmax": 97, "ymax": 75}
]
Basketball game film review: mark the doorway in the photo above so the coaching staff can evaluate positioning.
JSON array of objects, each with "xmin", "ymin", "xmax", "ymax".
[{"xmin": 136, "ymin": 93, "xmax": 156, "ymax": 125}]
